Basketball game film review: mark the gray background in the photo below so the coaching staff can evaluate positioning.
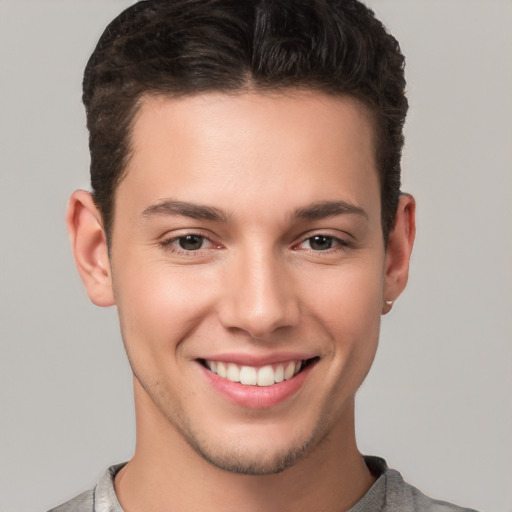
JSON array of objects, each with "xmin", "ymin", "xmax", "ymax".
[{"xmin": 0, "ymin": 1, "xmax": 510, "ymax": 511}]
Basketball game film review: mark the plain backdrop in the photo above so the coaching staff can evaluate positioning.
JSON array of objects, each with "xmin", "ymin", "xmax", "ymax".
[{"xmin": 0, "ymin": 1, "xmax": 510, "ymax": 511}]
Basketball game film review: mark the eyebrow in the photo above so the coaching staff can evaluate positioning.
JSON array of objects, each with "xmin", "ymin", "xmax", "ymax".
[
  {"xmin": 141, "ymin": 199, "xmax": 367, "ymax": 223},
  {"xmin": 291, "ymin": 200, "xmax": 368, "ymax": 221},
  {"xmin": 141, "ymin": 199, "xmax": 230, "ymax": 222}
]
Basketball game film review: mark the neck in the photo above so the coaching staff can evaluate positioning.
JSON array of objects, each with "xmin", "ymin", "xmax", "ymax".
[{"xmin": 115, "ymin": 379, "xmax": 375, "ymax": 512}]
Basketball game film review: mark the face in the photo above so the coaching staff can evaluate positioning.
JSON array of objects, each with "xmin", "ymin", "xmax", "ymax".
[{"xmin": 104, "ymin": 92, "xmax": 393, "ymax": 474}]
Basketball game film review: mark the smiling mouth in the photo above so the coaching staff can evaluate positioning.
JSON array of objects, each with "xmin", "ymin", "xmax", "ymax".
[{"xmin": 200, "ymin": 358, "xmax": 318, "ymax": 387}]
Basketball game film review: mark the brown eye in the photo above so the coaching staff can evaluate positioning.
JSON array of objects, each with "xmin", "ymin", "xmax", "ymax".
[
  {"xmin": 308, "ymin": 235, "xmax": 334, "ymax": 251},
  {"xmin": 178, "ymin": 235, "xmax": 205, "ymax": 251}
]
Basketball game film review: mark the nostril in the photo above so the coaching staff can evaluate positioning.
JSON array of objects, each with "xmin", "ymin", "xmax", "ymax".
[{"xmin": 216, "ymin": 262, "xmax": 300, "ymax": 338}]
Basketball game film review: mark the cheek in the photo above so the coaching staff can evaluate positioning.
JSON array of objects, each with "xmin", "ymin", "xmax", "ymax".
[
  {"xmin": 304, "ymin": 258, "xmax": 384, "ymax": 375},
  {"xmin": 112, "ymin": 258, "xmax": 218, "ymax": 359},
  {"xmin": 306, "ymin": 257, "xmax": 384, "ymax": 328}
]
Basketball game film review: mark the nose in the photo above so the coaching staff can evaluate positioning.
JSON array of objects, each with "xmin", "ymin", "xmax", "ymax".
[{"xmin": 218, "ymin": 246, "xmax": 300, "ymax": 339}]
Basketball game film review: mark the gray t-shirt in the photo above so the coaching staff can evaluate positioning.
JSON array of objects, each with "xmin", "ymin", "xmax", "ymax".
[{"xmin": 48, "ymin": 456, "xmax": 479, "ymax": 512}]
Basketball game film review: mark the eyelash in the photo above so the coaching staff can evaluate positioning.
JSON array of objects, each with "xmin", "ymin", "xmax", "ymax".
[
  {"xmin": 158, "ymin": 232, "xmax": 351, "ymax": 256},
  {"xmin": 294, "ymin": 234, "xmax": 350, "ymax": 253},
  {"xmin": 159, "ymin": 233, "xmax": 218, "ymax": 255}
]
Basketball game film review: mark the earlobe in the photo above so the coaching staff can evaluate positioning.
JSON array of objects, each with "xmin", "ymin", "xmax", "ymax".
[
  {"xmin": 382, "ymin": 193, "xmax": 416, "ymax": 314},
  {"xmin": 66, "ymin": 190, "xmax": 115, "ymax": 307}
]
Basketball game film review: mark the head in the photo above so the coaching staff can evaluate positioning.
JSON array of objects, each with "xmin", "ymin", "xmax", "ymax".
[
  {"xmin": 69, "ymin": 0, "xmax": 415, "ymax": 478},
  {"xmin": 83, "ymin": 0, "xmax": 407, "ymax": 244}
]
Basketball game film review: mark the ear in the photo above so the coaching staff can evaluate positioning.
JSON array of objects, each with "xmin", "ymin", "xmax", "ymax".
[
  {"xmin": 66, "ymin": 190, "xmax": 115, "ymax": 307},
  {"xmin": 382, "ymin": 193, "xmax": 416, "ymax": 314}
]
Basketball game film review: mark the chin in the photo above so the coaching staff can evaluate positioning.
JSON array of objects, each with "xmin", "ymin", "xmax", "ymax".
[
  {"xmin": 184, "ymin": 431, "xmax": 316, "ymax": 475},
  {"xmin": 168, "ymin": 404, "xmax": 337, "ymax": 476},
  {"xmin": 133, "ymin": 364, "xmax": 346, "ymax": 476}
]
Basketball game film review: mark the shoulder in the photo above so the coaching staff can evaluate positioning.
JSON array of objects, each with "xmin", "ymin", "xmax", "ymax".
[
  {"xmin": 355, "ymin": 456, "xmax": 480, "ymax": 512},
  {"xmin": 47, "ymin": 488, "xmax": 94, "ymax": 512},
  {"xmin": 47, "ymin": 463, "xmax": 126, "ymax": 512},
  {"xmin": 385, "ymin": 466, "xmax": 480, "ymax": 512}
]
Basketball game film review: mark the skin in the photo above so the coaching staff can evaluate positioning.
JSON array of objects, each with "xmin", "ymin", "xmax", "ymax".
[{"xmin": 68, "ymin": 91, "xmax": 415, "ymax": 512}]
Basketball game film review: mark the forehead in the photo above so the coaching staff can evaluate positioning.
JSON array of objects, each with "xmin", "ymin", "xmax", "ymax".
[
  {"xmin": 117, "ymin": 91, "xmax": 380, "ymax": 225},
  {"xmin": 131, "ymin": 90, "xmax": 376, "ymax": 158}
]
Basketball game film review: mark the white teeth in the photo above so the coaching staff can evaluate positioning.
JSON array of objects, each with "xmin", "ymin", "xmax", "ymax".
[
  {"xmin": 284, "ymin": 362, "xmax": 296, "ymax": 380},
  {"xmin": 274, "ymin": 365, "xmax": 284, "ymax": 383},
  {"xmin": 216, "ymin": 361, "xmax": 227, "ymax": 378},
  {"xmin": 239, "ymin": 366, "xmax": 257, "ymax": 385},
  {"xmin": 257, "ymin": 365, "xmax": 275, "ymax": 387},
  {"xmin": 226, "ymin": 363, "xmax": 240, "ymax": 382},
  {"xmin": 205, "ymin": 359, "xmax": 307, "ymax": 386}
]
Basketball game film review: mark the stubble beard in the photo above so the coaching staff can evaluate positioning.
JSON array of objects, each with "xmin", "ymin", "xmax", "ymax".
[
  {"xmin": 134, "ymin": 371, "xmax": 323, "ymax": 476},
  {"xmin": 177, "ymin": 418, "xmax": 318, "ymax": 476}
]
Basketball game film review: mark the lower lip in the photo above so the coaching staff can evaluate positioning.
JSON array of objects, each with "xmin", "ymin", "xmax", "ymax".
[{"xmin": 200, "ymin": 362, "xmax": 315, "ymax": 409}]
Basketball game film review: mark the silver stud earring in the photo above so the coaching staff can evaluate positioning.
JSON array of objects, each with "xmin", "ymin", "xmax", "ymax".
[{"xmin": 385, "ymin": 300, "xmax": 393, "ymax": 305}]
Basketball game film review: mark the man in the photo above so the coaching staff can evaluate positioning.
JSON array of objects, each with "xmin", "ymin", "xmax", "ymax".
[{"xmin": 51, "ymin": 1, "xmax": 478, "ymax": 510}]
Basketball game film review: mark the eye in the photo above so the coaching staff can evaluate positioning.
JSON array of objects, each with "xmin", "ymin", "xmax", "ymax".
[
  {"xmin": 307, "ymin": 235, "xmax": 335, "ymax": 251},
  {"xmin": 160, "ymin": 233, "xmax": 217, "ymax": 254},
  {"xmin": 296, "ymin": 234, "xmax": 349, "ymax": 252},
  {"xmin": 176, "ymin": 234, "xmax": 207, "ymax": 251}
]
